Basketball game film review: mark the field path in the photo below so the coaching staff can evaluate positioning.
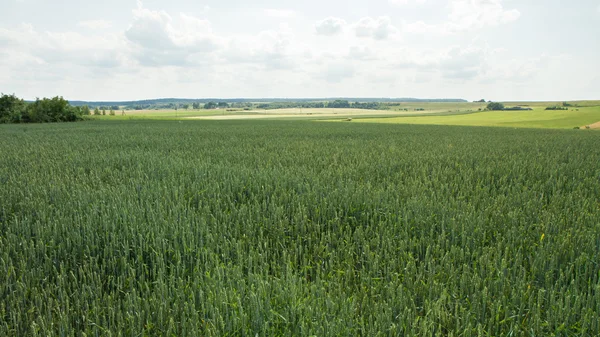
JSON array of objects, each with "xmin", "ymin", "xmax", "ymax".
[
  {"xmin": 582, "ymin": 121, "xmax": 600, "ymax": 129},
  {"xmin": 186, "ymin": 108, "xmax": 441, "ymax": 120}
]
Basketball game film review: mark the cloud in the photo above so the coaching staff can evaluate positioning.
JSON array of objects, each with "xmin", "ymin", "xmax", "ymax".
[
  {"xmin": 316, "ymin": 63, "xmax": 355, "ymax": 83},
  {"xmin": 125, "ymin": 2, "xmax": 220, "ymax": 66},
  {"xmin": 314, "ymin": 17, "xmax": 346, "ymax": 36},
  {"xmin": 402, "ymin": 0, "xmax": 520, "ymax": 35},
  {"xmin": 77, "ymin": 20, "xmax": 113, "ymax": 30},
  {"xmin": 347, "ymin": 46, "xmax": 377, "ymax": 61},
  {"xmin": 0, "ymin": 23, "xmax": 126, "ymax": 69},
  {"xmin": 388, "ymin": 45, "xmax": 487, "ymax": 81},
  {"xmin": 446, "ymin": 0, "xmax": 520, "ymax": 32},
  {"xmin": 354, "ymin": 16, "xmax": 398, "ymax": 40},
  {"xmin": 389, "ymin": 0, "xmax": 426, "ymax": 6},
  {"xmin": 264, "ymin": 9, "xmax": 295, "ymax": 18},
  {"xmin": 439, "ymin": 47, "xmax": 485, "ymax": 79},
  {"xmin": 221, "ymin": 27, "xmax": 302, "ymax": 70}
]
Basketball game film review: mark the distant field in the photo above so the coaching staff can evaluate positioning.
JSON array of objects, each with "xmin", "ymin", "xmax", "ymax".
[
  {"xmin": 95, "ymin": 101, "xmax": 600, "ymax": 129},
  {"xmin": 348, "ymin": 106, "xmax": 600, "ymax": 129},
  {"xmin": 188, "ymin": 108, "xmax": 441, "ymax": 120}
]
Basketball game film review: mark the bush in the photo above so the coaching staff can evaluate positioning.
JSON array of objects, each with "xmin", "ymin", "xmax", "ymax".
[
  {"xmin": 1, "ymin": 94, "xmax": 83, "ymax": 124},
  {"xmin": 0, "ymin": 94, "xmax": 26, "ymax": 123},
  {"xmin": 487, "ymin": 102, "xmax": 505, "ymax": 111},
  {"xmin": 23, "ymin": 97, "xmax": 83, "ymax": 123}
]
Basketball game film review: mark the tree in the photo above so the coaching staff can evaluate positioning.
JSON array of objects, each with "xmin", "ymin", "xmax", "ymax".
[
  {"xmin": 205, "ymin": 102, "xmax": 217, "ymax": 109},
  {"xmin": 94, "ymin": 107, "xmax": 101, "ymax": 116},
  {"xmin": 109, "ymin": 109, "xmax": 115, "ymax": 116},
  {"xmin": 328, "ymin": 100, "xmax": 351, "ymax": 108},
  {"xmin": 487, "ymin": 102, "xmax": 505, "ymax": 111},
  {"xmin": 23, "ymin": 96, "xmax": 82, "ymax": 123},
  {"xmin": 102, "ymin": 109, "xmax": 106, "ymax": 116},
  {"xmin": 218, "ymin": 102, "xmax": 229, "ymax": 108},
  {"xmin": 0, "ymin": 93, "xmax": 26, "ymax": 123},
  {"xmin": 192, "ymin": 102, "xmax": 200, "ymax": 109},
  {"xmin": 182, "ymin": 104, "xmax": 190, "ymax": 110},
  {"xmin": 82, "ymin": 105, "xmax": 91, "ymax": 116},
  {"xmin": 1, "ymin": 94, "xmax": 82, "ymax": 124}
]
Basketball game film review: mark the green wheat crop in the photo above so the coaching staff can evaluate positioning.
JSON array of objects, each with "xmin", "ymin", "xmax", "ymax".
[{"xmin": 1, "ymin": 120, "xmax": 599, "ymax": 336}]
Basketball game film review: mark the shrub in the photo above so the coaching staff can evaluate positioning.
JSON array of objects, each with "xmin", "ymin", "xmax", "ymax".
[{"xmin": 487, "ymin": 102, "xmax": 505, "ymax": 111}]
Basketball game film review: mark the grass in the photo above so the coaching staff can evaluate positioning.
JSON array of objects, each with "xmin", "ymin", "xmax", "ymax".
[
  {"xmin": 1, "ymin": 120, "xmax": 599, "ymax": 336},
  {"xmin": 349, "ymin": 106, "xmax": 600, "ymax": 129},
  {"xmin": 105, "ymin": 102, "xmax": 600, "ymax": 129}
]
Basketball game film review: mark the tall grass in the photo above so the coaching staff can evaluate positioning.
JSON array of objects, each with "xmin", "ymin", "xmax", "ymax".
[{"xmin": 1, "ymin": 120, "xmax": 599, "ymax": 336}]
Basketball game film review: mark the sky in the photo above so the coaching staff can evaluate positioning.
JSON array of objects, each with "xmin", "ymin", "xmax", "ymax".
[{"xmin": 1, "ymin": 0, "xmax": 599, "ymax": 101}]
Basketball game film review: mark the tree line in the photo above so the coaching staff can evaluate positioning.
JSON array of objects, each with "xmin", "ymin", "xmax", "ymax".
[
  {"xmin": 0, "ymin": 94, "xmax": 90, "ymax": 124},
  {"xmin": 256, "ymin": 100, "xmax": 385, "ymax": 110}
]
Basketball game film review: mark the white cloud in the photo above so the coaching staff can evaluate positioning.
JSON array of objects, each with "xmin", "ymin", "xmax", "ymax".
[
  {"xmin": 125, "ymin": 3, "xmax": 220, "ymax": 66},
  {"xmin": 439, "ymin": 46, "xmax": 486, "ymax": 79},
  {"xmin": 446, "ymin": 0, "xmax": 520, "ymax": 32},
  {"xmin": 347, "ymin": 46, "xmax": 377, "ymax": 61},
  {"xmin": 77, "ymin": 20, "xmax": 113, "ymax": 30},
  {"xmin": 314, "ymin": 17, "xmax": 346, "ymax": 36},
  {"xmin": 0, "ymin": 0, "xmax": 595, "ymax": 101},
  {"xmin": 223, "ymin": 28, "xmax": 299, "ymax": 70},
  {"xmin": 401, "ymin": 0, "xmax": 520, "ymax": 35},
  {"xmin": 264, "ymin": 9, "xmax": 295, "ymax": 18},
  {"xmin": 0, "ymin": 23, "xmax": 126, "ymax": 69},
  {"xmin": 389, "ymin": 0, "xmax": 426, "ymax": 6},
  {"xmin": 354, "ymin": 16, "xmax": 398, "ymax": 40},
  {"xmin": 315, "ymin": 62, "xmax": 355, "ymax": 83}
]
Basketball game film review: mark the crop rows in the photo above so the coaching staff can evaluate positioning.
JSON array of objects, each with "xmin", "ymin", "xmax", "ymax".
[{"xmin": 1, "ymin": 120, "xmax": 599, "ymax": 336}]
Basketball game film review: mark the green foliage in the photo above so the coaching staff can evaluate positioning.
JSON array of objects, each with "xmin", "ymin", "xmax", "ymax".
[
  {"xmin": 546, "ymin": 106, "xmax": 569, "ymax": 111},
  {"xmin": 204, "ymin": 101, "xmax": 218, "ymax": 109},
  {"xmin": 0, "ymin": 121, "xmax": 599, "ymax": 335},
  {"xmin": 352, "ymin": 101, "xmax": 381, "ymax": 109},
  {"xmin": 257, "ymin": 101, "xmax": 326, "ymax": 110},
  {"xmin": 18, "ymin": 96, "xmax": 83, "ymax": 123},
  {"xmin": 487, "ymin": 102, "xmax": 505, "ymax": 111},
  {"xmin": 0, "ymin": 93, "xmax": 26, "ymax": 123},
  {"xmin": 109, "ymin": 109, "xmax": 115, "ymax": 116},
  {"xmin": 503, "ymin": 106, "xmax": 533, "ymax": 111},
  {"xmin": 328, "ymin": 100, "xmax": 351, "ymax": 108},
  {"xmin": 93, "ymin": 107, "xmax": 101, "ymax": 115}
]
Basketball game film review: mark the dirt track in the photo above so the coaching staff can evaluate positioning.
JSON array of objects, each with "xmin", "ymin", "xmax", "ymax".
[
  {"xmin": 582, "ymin": 121, "xmax": 600, "ymax": 129},
  {"xmin": 188, "ymin": 113, "xmax": 345, "ymax": 120},
  {"xmin": 185, "ymin": 108, "xmax": 441, "ymax": 120}
]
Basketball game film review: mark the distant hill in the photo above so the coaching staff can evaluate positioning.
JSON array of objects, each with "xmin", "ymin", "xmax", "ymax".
[{"xmin": 68, "ymin": 97, "xmax": 468, "ymax": 107}]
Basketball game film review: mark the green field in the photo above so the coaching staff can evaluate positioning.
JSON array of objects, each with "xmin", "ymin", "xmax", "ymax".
[
  {"xmin": 1, "ymin": 120, "xmax": 599, "ymax": 336},
  {"xmin": 96, "ymin": 102, "xmax": 600, "ymax": 130},
  {"xmin": 341, "ymin": 105, "xmax": 600, "ymax": 129}
]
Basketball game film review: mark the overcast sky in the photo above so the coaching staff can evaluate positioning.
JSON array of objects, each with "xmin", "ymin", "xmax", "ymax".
[{"xmin": 1, "ymin": 0, "xmax": 599, "ymax": 101}]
